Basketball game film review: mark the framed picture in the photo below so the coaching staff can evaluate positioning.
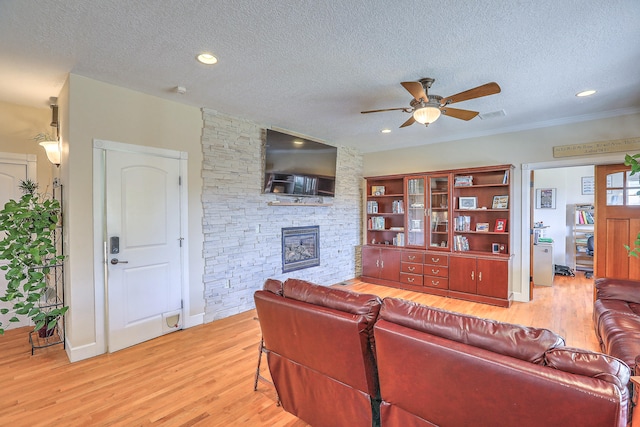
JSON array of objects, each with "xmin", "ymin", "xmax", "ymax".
[
  {"xmin": 476, "ymin": 222, "xmax": 489, "ymax": 232},
  {"xmin": 454, "ymin": 175, "xmax": 473, "ymax": 187},
  {"xmin": 458, "ymin": 196, "xmax": 477, "ymax": 210},
  {"xmin": 371, "ymin": 185, "xmax": 385, "ymax": 196},
  {"xmin": 495, "ymin": 218, "xmax": 507, "ymax": 232},
  {"xmin": 535, "ymin": 188, "xmax": 556, "ymax": 209},
  {"xmin": 492, "ymin": 243, "xmax": 500, "ymax": 254},
  {"xmin": 492, "ymin": 195, "xmax": 509, "ymax": 209},
  {"xmin": 581, "ymin": 176, "xmax": 595, "ymax": 195}
]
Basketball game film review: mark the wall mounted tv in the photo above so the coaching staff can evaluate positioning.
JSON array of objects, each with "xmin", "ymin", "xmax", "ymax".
[{"xmin": 263, "ymin": 129, "xmax": 337, "ymax": 197}]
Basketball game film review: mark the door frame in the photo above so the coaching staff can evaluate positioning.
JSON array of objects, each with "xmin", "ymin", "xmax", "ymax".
[
  {"xmin": 92, "ymin": 140, "xmax": 189, "ymax": 354},
  {"xmin": 519, "ymin": 152, "xmax": 624, "ymax": 302}
]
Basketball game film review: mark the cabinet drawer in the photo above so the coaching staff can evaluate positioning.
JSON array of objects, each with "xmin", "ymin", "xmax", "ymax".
[
  {"xmin": 424, "ymin": 276, "xmax": 448, "ymax": 289},
  {"xmin": 401, "ymin": 262, "xmax": 423, "ymax": 274},
  {"xmin": 402, "ymin": 251, "xmax": 424, "ymax": 263},
  {"xmin": 424, "ymin": 266, "xmax": 448, "ymax": 278},
  {"xmin": 424, "ymin": 253, "xmax": 448, "ymax": 266},
  {"xmin": 400, "ymin": 273, "xmax": 423, "ymax": 286}
]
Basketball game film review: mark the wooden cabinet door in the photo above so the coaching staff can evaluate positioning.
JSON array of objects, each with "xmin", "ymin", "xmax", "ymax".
[
  {"xmin": 379, "ymin": 247, "xmax": 401, "ymax": 282},
  {"xmin": 449, "ymin": 256, "xmax": 477, "ymax": 294},
  {"xmin": 476, "ymin": 258, "xmax": 508, "ymax": 298},
  {"xmin": 362, "ymin": 246, "xmax": 380, "ymax": 278}
]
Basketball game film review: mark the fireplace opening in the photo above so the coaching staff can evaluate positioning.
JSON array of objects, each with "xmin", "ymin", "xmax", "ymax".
[{"xmin": 282, "ymin": 226, "xmax": 320, "ymax": 273}]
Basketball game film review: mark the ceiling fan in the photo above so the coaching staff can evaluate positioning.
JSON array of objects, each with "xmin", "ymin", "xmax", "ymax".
[{"xmin": 361, "ymin": 78, "xmax": 501, "ymax": 128}]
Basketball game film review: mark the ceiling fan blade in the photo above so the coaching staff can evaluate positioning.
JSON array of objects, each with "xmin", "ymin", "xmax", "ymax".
[
  {"xmin": 401, "ymin": 81, "xmax": 428, "ymax": 102},
  {"xmin": 440, "ymin": 82, "xmax": 501, "ymax": 106},
  {"xmin": 400, "ymin": 116, "xmax": 416, "ymax": 128},
  {"xmin": 361, "ymin": 107, "xmax": 407, "ymax": 114},
  {"xmin": 440, "ymin": 107, "xmax": 479, "ymax": 121}
]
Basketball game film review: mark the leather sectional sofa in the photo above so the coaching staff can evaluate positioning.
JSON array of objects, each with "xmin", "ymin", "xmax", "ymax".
[
  {"xmin": 256, "ymin": 278, "xmax": 631, "ymax": 427},
  {"xmin": 594, "ymin": 277, "xmax": 640, "ymax": 375}
]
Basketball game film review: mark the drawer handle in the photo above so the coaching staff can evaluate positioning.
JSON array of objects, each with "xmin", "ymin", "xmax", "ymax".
[
  {"xmin": 431, "ymin": 269, "xmax": 439, "ymax": 274},
  {"xmin": 408, "ymin": 255, "xmax": 416, "ymax": 261},
  {"xmin": 407, "ymin": 277, "xmax": 415, "ymax": 283},
  {"xmin": 408, "ymin": 266, "xmax": 415, "ymax": 272},
  {"xmin": 431, "ymin": 280, "xmax": 440, "ymax": 286},
  {"xmin": 431, "ymin": 257, "xmax": 440, "ymax": 263}
]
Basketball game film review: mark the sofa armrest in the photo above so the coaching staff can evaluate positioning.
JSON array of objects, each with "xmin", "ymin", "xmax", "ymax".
[{"xmin": 596, "ymin": 278, "xmax": 640, "ymax": 304}]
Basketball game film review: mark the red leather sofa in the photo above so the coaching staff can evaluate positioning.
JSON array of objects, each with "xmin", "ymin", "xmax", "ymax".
[
  {"xmin": 376, "ymin": 297, "xmax": 630, "ymax": 427},
  {"xmin": 255, "ymin": 279, "xmax": 631, "ymax": 427},
  {"xmin": 594, "ymin": 277, "xmax": 640, "ymax": 374},
  {"xmin": 254, "ymin": 278, "xmax": 382, "ymax": 427}
]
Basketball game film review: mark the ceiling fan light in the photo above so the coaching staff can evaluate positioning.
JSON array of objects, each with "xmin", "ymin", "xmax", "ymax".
[{"xmin": 413, "ymin": 106, "xmax": 441, "ymax": 124}]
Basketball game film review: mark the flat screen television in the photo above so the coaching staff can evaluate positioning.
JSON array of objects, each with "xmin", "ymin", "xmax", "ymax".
[{"xmin": 263, "ymin": 129, "xmax": 337, "ymax": 197}]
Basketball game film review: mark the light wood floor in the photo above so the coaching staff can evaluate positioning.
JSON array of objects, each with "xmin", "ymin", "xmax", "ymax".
[{"xmin": 0, "ymin": 275, "xmax": 598, "ymax": 426}]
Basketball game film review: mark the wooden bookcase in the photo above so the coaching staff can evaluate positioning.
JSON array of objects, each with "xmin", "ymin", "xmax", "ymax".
[{"xmin": 362, "ymin": 164, "xmax": 514, "ymax": 307}]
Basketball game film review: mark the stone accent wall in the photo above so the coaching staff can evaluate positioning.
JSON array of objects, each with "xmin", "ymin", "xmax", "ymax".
[{"xmin": 201, "ymin": 109, "xmax": 363, "ymax": 321}]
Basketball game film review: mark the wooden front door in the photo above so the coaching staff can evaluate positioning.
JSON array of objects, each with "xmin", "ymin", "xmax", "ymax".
[{"xmin": 595, "ymin": 164, "xmax": 640, "ymax": 280}]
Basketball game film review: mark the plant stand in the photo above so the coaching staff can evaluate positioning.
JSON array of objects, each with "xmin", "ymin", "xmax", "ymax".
[{"xmin": 29, "ymin": 182, "xmax": 65, "ymax": 354}]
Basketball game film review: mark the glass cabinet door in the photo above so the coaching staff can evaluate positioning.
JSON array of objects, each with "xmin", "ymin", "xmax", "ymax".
[
  {"xmin": 406, "ymin": 177, "xmax": 425, "ymax": 247},
  {"xmin": 428, "ymin": 175, "xmax": 449, "ymax": 249}
]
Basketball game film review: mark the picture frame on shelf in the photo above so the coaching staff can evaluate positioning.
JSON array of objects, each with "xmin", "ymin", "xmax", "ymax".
[
  {"xmin": 492, "ymin": 243, "xmax": 500, "ymax": 254},
  {"xmin": 458, "ymin": 196, "xmax": 477, "ymax": 210},
  {"xmin": 454, "ymin": 175, "xmax": 473, "ymax": 187},
  {"xmin": 492, "ymin": 195, "xmax": 509, "ymax": 209},
  {"xmin": 476, "ymin": 222, "xmax": 489, "ymax": 232},
  {"xmin": 536, "ymin": 188, "xmax": 556, "ymax": 209},
  {"xmin": 495, "ymin": 218, "xmax": 507, "ymax": 232},
  {"xmin": 371, "ymin": 185, "xmax": 385, "ymax": 196}
]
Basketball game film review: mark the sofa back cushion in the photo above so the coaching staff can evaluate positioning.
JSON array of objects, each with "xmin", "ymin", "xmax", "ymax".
[
  {"xmin": 283, "ymin": 278, "xmax": 381, "ymax": 322},
  {"xmin": 596, "ymin": 278, "xmax": 640, "ymax": 305},
  {"xmin": 545, "ymin": 347, "xmax": 630, "ymax": 390},
  {"xmin": 380, "ymin": 297, "xmax": 564, "ymax": 364},
  {"xmin": 262, "ymin": 278, "xmax": 283, "ymax": 295}
]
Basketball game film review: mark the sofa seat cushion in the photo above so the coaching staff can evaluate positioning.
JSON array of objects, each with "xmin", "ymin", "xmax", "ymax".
[
  {"xmin": 605, "ymin": 333, "xmax": 640, "ymax": 373},
  {"xmin": 597, "ymin": 310, "xmax": 640, "ymax": 351},
  {"xmin": 379, "ymin": 297, "xmax": 565, "ymax": 364}
]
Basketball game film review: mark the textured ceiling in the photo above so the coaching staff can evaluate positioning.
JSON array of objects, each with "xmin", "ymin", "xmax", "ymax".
[{"xmin": 1, "ymin": 1, "xmax": 638, "ymax": 153}]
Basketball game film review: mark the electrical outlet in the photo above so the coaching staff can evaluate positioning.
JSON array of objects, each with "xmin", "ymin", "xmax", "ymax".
[{"xmin": 225, "ymin": 279, "xmax": 231, "ymax": 289}]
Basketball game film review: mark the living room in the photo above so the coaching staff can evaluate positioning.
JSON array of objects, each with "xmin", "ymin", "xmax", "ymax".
[{"xmin": 1, "ymin": 1, "xmax": 639, "ymax": 425}]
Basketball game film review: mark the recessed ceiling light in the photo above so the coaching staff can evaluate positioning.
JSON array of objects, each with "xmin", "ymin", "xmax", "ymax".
[
  {"xmin": 381, "ymin": 128, "xmax": 392, "ymax": 134},
  {"xmin": 197, "ymin": 53, "xmax": 218, "ymax": 65},
  {"xmin": 293, "ymin": 140, "xmax": 304, "ymax": 145},
  {"xmin": 576, "ymin": 90, "xmax": 596, "ymax": 97}
]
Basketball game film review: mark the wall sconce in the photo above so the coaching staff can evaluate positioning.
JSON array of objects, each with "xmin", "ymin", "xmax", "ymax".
[
  {"xmin": 39, "ymin": 139, "xmax": 61, "ymax": 166},
  {"xmin": 36, "ymin": 101, "xmax": 61, "ymax": 166}
]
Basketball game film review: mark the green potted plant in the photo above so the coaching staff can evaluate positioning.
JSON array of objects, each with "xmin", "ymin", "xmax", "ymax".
[{"xmin": 0, "ymin": 179, "xmax": 67, "ymax": 335}]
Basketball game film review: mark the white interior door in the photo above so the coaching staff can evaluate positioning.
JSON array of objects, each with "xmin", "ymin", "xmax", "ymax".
[
  {"xmin": 106, "ymin": 150, "xmax": 183, "ymax": 352},
  {"xmin": 0, "ymin": 161, "xmax": 30, "ymax": 330}
]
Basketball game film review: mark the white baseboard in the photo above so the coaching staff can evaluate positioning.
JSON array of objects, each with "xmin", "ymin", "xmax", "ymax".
[
  {"xmin": 65, "ymin": 338, "xmax": 103, "ymax": 363},
  {"xmin": 183, "ymin": 313, "xmax": 204, "ymax": 329}
]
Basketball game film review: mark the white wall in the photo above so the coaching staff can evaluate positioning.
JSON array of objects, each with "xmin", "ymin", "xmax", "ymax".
[
  {"xmin": 363, "ymin": 112, "xmax": 640, "ymax": 301},
  {"xmin": 61, "ymin": 74, "xmax": 205, "ymax": 361},
  {"xmin": 533, "ymin": 165, "xmax": 594, "ymax": 266}
]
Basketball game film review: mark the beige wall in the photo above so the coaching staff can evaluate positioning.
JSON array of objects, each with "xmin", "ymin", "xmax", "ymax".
[
  {"xmin": 62, "ymin": 74, "xmax": 204, "ymax": 361},
  {"xmin": 363, "ymin": 112, "xmax": 640, "ymax": 300},
  {"xmin": 0, "ymin": 100, "xmax": 55, "ymax": 185}
]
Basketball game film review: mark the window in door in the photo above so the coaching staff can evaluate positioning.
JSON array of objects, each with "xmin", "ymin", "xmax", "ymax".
[{"xmin": 605, "ymin": 171, "xmax": 640, "ymax": 206}]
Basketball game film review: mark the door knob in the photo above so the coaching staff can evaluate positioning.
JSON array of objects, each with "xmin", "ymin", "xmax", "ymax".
[{"xmin": 110, "ymin": 258, "xmax": 129, "ymax": 265}]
